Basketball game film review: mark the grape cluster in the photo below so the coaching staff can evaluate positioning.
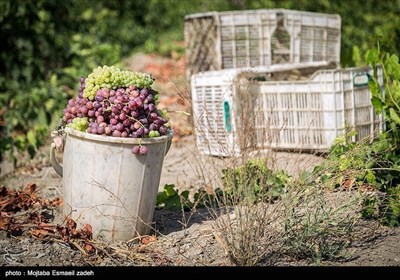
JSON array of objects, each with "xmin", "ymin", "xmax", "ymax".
[
  {"xmin": 62, "ymin": 66, "xmax": 170, "ymax": 155},
  {"xmin": 66, "ymin": 117, "xmax": 88, "ymax": 132},
  {"xmin": 83, "ymin": 65, "xmax": 154, "ymax": 100}
]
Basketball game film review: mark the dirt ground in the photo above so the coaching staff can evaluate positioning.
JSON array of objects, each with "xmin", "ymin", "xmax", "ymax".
[
  {"xmin": 0, "ymin": 135, "xmax": 400, "ymax": 267},
  {"xmin": 1, "ymin": 53, "xmax": 400, "ymax": 268}
]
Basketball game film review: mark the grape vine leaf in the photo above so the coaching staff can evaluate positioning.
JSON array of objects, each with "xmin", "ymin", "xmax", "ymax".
[
  {"xmin": 389, "ymin": 108, "xmax": 400, "ymax": 125},
  {"xmin": 371, "ymin": 97, "xmax": 384, "ymax": 113}
]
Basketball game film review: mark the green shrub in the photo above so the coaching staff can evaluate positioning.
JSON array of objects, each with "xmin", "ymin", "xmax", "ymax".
[
  {"xmin": 282, "ymin": 184, "xmax": 359, "ymax": 262},
  {"xmin": 221, "ymin": 159, "xmax": 291, "ymax": 204}
]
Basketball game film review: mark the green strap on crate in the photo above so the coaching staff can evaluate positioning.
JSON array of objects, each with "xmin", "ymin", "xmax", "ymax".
[{"xmin": 223, "ymin": 100, "xmax": 232, "ymax": 132}]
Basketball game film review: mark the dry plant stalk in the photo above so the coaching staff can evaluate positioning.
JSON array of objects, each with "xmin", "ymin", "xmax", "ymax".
[
  {"xmin": 212, "ymin": 202, "xmax": 283, "ymax": 266},
  {"xmin": 189, "ymin": 75, "xmax": 319, "ymax": 265},
  {"xmin": 281, "ymin": 182, "xmax": 361, "ymax": 261}
]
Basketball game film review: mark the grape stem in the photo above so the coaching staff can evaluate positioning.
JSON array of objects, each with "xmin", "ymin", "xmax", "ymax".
[{"xmin": 126, "ymin": 115, "xmax": 146, "ymax": 128}]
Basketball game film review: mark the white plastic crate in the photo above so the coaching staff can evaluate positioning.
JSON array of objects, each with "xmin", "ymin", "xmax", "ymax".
[
  {"xmin": 191, "ymin": 65, "xmax": 384, "ymax": 157},
  {"xmin": 191, "ymin": 68, "xmax": 240, "ymax": 157},
  {"xmin": 185, "ymin": 9, "xmax": 341, "ymax": 79}
]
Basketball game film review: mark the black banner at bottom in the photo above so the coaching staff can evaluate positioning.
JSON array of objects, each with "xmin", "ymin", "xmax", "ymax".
[{"xmin": 0, "ymin": 266, "xmax": 395, "ymax": 279}]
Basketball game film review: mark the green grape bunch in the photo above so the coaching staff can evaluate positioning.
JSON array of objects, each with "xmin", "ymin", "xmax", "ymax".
[
  {"xmin": 83, "ymin": 65, "xmax": 155, "ymax": 100},
  {"xmin": 66, "ymin": 117, "xmax": 89, "ymax": 132}
]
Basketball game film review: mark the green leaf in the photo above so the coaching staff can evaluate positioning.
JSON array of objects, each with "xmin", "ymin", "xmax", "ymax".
[
  {"xmin": 371, "ymin": 96, "xmax": 384, "ymax": 112},
  {"xmin": 391, "ymin": 80, "xmax": 400, "ymax": 100},
  {"xmin": 388, "ymin": 54, "xmax": 399, "ymax": 67},
  {"xmin": 163, "ymin": 184, "xmax": 176, "ymax": 197},
  {"xmin": 366, "ymin": 170, "xmax": 376, "ymax": 184},
  {"xmin": 180, "ymin": 190, "xmax": 189, "ymax": 199},
  {"xmin": 365, "ymin": 48, "xmax": 379, "ymax": 64},
  {"xmin": 180, "ymin": 190, "xmax": 193, "ymax": 209},
  {"xmin": 389, "ymin": 108, "xmax": 400, "ymax": 125},
  {"xmin": 368, "ymin": 79, "xmax": 381, "ymax": 96},
  {"xmin": 163, "ymin": 194, "xmax": 181, "ymax": 211},
  {"xmin": 156, "ymin": 191, "xmax": 168, "ymax": 206},
  {"xmin": 37, "ymin": 10, "xmax": 50, "ymax": 22},
  {"xmin": 27, "ymin": 130, "xmax": 37, "ymax": 148},
  {"xmin": 193, "ymin": 188, "xmax": 207, "ymax": 202}
]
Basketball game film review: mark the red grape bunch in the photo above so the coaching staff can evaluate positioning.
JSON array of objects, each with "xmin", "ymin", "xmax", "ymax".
[{"xmin": 61, "ymin": 65, "xmax": 171, "ymax": 155}]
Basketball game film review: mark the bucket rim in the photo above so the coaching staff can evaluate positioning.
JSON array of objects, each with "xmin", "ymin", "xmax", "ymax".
[{"xmin": 63, "ymin": 127, "xmax": 173, "ymax": 144}]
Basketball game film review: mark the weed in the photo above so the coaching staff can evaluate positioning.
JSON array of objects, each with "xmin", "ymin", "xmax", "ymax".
[{"xmin": 281, "ymin": 183, "xmax": 360, "ymax": 261}]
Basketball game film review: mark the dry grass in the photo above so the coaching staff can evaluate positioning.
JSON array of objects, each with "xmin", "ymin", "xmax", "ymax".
[{"xmin": 187, "ymin": 74, "xmax": 368, "ymax": 265}]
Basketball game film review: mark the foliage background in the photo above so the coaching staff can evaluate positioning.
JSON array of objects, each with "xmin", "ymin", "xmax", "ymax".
[{"xmin": 0, "ymin": 0, "xmax": 399, "ymax": 161}]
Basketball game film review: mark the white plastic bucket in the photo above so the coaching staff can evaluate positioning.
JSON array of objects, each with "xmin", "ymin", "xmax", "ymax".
[{"xmin": 50, "ymin": 127, "xmax": 172, "ymax": 241}]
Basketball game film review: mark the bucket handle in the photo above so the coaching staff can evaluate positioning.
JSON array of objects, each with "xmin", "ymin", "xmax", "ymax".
[
  {"xmin": 50, "ymin": 131, "xmax": 64, "ymax": 177},
  {"xmin": 165, "ymin": 138, "xmax": 172, "ymax": 156}
]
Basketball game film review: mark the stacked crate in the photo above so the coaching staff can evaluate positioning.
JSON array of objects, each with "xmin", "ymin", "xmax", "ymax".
[
  {"xmin": 191, "ymin": 65, "xmax": 383, "ymax": 156},
  {"xmin": 185, "ymin": 9, "xmax": 341, "ymax": 79},
  {"xmin": 185, "ymin": 9, "xmax": 382, "ymax": 157}
]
